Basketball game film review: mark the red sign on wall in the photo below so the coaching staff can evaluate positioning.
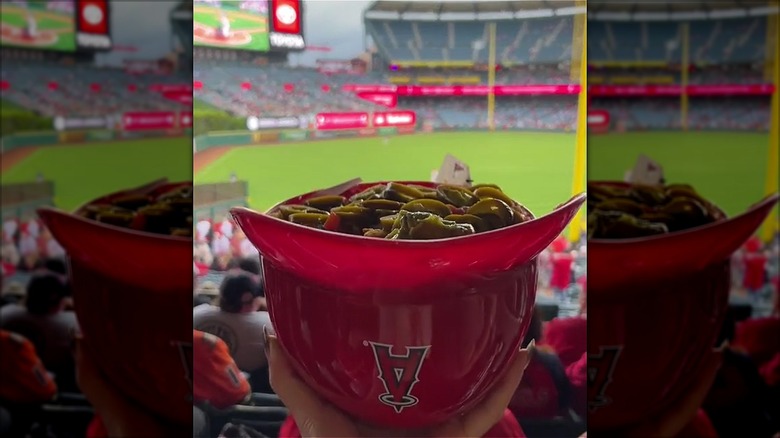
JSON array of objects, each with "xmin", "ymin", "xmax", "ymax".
[
  {"xmin": 357, "ymin": 92, "xmax": 397, "ymax": 108},
  {"xmin": 122, "ymin": 112, "xmax": 177, "ymax": 131},
  {"xmin": 372, "ymin": 111, "xmax": 416, "ymax": 127},
  {"xmin": 315, "ymin": 112, "xmax": 369, "ymax": 130}
]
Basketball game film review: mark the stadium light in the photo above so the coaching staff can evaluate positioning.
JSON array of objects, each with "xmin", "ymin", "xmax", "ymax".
[
  {"xmin": 633, "ymin": 12, "xmax": 671, "ymax": 21},
  {"xmin": 709, "ymin": 9, "xmax": 748, "ymax": 19},
  {"xmin": 515, "ymin": 9, "xmax": 554, "ymax": 19},
  {"xmin": 749, "ymin": 6, "xmax": 780, "ymax": 16},
  {"xmin": 555, "ymin": 6, "xmax": 586, "ymax": 16}
]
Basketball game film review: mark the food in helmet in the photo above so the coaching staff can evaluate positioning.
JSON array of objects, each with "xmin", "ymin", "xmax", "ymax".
[
  {"xmin": 78, "ymin": 184, "xmax": 193, "ymax": 237},
  {"xmin": 587, "ymin": 183, "xmax": 723, "ymax": 239},
  {"xmin": 269, "ymin": 182, "xmax": 533, "ymax": 240}
]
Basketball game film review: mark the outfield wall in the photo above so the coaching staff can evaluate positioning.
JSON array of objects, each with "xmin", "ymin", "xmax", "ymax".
[
  {"xmin": 192, "ymin": 124, "xmax": 581, "ymax": 153},
  {"xmin": 1, "ymin": 128, "xmax": 194, "ymax": 153}
]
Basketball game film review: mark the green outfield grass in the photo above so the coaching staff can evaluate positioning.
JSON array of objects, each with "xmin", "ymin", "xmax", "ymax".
[
  {"xmin": 0, "ymin": 3, "xmax": 76, "ymax": 52},
  {"xmin": 1, "ymin": 98, "xmax": 33, "ymax": 115},
  {"xmin": 588, "ymin": 131, "xmax": 775, "ymax": 217},
  {"xmin": 195, "ymin": 131, "xmax": 581, "ymax": 218},
  {"xmin": 193, "ymin": 4, "xmax": 269, "ymax": 52},
  {"xmin": 1, "ymin": 138, "xmax": 191, "ymax": 211}
]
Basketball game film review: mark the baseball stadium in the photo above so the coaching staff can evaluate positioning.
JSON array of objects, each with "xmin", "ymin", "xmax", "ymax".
[
  {"xmin": 588, "ymin": 0, "xmax": 779, "ymax": 313},
  {"xmin": 1, "ymin": 2, "xmax": 192, "ymax": 435},
  {"xmin": 192, "ymin": 1, "xmax": 588, "ymax": 436}
]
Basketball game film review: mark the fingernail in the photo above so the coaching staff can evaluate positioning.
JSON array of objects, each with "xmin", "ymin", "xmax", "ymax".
[
  {"xmin": 525, "ymin": 339, "xmax": 537, "ymax": 366},
  {"xmin": 262, "ymin": 325, "xmax": 272, "ymax": 356}
]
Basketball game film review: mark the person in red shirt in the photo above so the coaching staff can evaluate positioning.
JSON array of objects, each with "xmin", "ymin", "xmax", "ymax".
[
  {"xmin": 0, "ymin": 330, "xmax": 58, "ymax": 438},
  {"xmin": 0, "ymin": 330, "xmax": 57, "ymax": 403},
  {"xmin": 542, "ymin": 276, "xmax": 587, "ymax": 417},
  {"xmin": 193, "ymin": 329, "xmax": 251, "ymax": 409},
  {"xmin": 509, "ymin": 308, "xmax": 572, "ymax": 421},
  {"xmin": 265, "ymin": 327, "xmax": 534, "ymax": 438}
]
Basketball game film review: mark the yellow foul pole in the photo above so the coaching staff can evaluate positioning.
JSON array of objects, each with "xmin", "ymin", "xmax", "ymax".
[
  {"xmin": 487, "ymin": 23, "xmax": 497, "ymax": 131},
  {"xmin": 681, "ymin": 22, "xmax": 690, "ymax": 131},
  {"xmin": 568, "ymin": 7, "xmax": 587, "ymax": 243},
  {"xmin": 761, "ymin": 11, "xmax": 779, "ymax": 242}
]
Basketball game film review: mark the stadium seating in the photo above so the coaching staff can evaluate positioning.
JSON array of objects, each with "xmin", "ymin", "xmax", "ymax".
[
  {"xmin": 398, "ymin": 96, "xmax": 577, "ymax": 131},
  {"xmin": 0, "ymin": 62, "xmax": 189, "ymax": 117},
  {"xmin": 194, "ymin": 63, "xmax": 388, "ymax": 118},
  {"xmin": 590, "ymin": 96, "xmax": 770, "ymax": 131},
  {"xmin": 589, "ymin": 17, "xmax": 767, "ymax": 64},
  {"xmin": 366, "ymin": 17, "xmax": 573, "ymax": 64}
]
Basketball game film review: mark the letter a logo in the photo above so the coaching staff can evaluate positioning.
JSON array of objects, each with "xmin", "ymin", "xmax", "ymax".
[
  {"xmin": 367, "ymin": 341, "xmax": 431, "ymax": 413},
  {"xmin": 587, "ymin": 345, "xmax": 622, "ymax": 411}
]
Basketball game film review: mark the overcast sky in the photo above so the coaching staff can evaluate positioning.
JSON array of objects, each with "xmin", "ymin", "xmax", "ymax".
[{"xmin": 97, "ymin": 0, "xmax": 373, "ymax": 67}]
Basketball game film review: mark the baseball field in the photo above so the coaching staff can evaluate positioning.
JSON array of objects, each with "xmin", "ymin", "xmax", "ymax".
[
  {"xmin": 193, "ymin": 3, "xmax": 269, "ymax": 52},
  {"xmin": 0, "ymin": 2, "xmax": 76, "ymax": 52},
  {"xmin": 1, "ymin": 137, "xmax": 191, "ymax": 210},
  {"xmin": 589, "ymin": 131, "xmax": 775, "ymax": 218},
  {"xmin": 194, "ymin": 131, "xmax": 582, "ymax": 218},
  {"xmin": 194, "ymin": 130, "xmax": 777, "ymax": 229}
]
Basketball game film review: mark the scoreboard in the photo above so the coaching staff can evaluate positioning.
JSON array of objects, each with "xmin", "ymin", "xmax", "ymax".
[
  {"xmin": 193, "ymin": 0, "xmax": 304, "ymax": 53},
  {"xmin": 0, "ymin": 0, "xmax": 111, "ymax": 52}
]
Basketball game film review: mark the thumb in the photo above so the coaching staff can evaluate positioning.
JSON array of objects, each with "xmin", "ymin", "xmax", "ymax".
[{"xmin": 264, "ymin": 326, "xmax": 327, "ymax": 423}]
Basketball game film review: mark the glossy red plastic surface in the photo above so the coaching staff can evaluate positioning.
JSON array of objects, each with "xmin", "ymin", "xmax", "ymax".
[
  {"xmin": 587, "ymin": 181, "xmax": 779, "ymax": 431},
  {"xmin": 37, "ymin": 180, "xmax": 193, "ymax": 426},
  {"xmin": 232, "ymin": 181, "xmax": 586, "ymax": 428}
]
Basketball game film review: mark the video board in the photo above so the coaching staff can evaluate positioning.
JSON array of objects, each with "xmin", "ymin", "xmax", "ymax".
[
  {"xmin": 193, "ymin": 0, "xmax": 270, "ymax": 51},
  {"xmin": 0, "ymin": 0, "xmax": 111, "ymax": 52},
  {"xmin": 1, "ymin": 0, "xmax": 77, "ymax": 52}
]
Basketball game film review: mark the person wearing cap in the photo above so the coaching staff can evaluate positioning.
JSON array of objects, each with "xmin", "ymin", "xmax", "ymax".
[
  {"xmin": 0, "ymin": 271, "xmax": 78, "ymax": 392},
  {"xmin": 193, "ymin": 270, "xmax": 271, "ymax": 374},
  {"xmin": 0, "ymin": 330, "xmax": 58, "ymax": 437},
  {"xmin": 195, "ymin": 281, "xmax": 220, "ymax": 307},
  {"xmin": 1, "ymin": 282, "xmax": 26, "ymax": 307}
]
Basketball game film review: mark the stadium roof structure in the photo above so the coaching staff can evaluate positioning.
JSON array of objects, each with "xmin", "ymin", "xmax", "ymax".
[
  {"xmin": 589, "ymin": 0, "xmax": 779, "ymax": 20},
  {"xmin": 364, "ymin": 0, "xmax": 583, "ymax": 20}
]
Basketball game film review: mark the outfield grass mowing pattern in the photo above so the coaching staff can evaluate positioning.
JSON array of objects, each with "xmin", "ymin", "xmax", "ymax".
[{"xmin": 1, "ymin": 138, "xmax": 191, "ymax": 211}]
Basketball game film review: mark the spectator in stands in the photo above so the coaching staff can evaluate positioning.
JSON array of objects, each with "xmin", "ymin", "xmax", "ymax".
[
  {"xmin": 703, "ymin": 308, "xmax": 780, "ymax": 438},
  {"xmin": 195, "ymin": 281, "xmax": 220, "ymax": 307},
  {"xmin": 1, "ymin": 237, "xmax": 20, "ymax": 271},
  {"xmin": 269, "ymin": 328, "xmax": 533, "ymax": 438},
  {"xmin": 193, "ymin": 271, "xmax": 271, "ymax": 375},
  {"xmin": 193, "ymin": 330, "xmax": 251, "ymax": 409},
  {"xmin": 211, "ymin": 231, "xmax": 231, "ymax": 270},
  {"xmin": 0, "ymin": 330, "xmax": 57, "ymax": 403},
  {"xmin": 0, "ymin": 330, "xmax": 58, "ymax": 437},
  {"xmin": 509, "ymin": 308, "xmax": 572, "ymax": 422},
  {"xmin": 541, "ymin": 278, "xmax": 586, "ymax": 417},
  {"xmin": 34, "ymin": 257, "xmax": 68, "ymax": 277},
  {"xmin": 0, "ymin": 271, "xmax": 77, "ymax": 392}
]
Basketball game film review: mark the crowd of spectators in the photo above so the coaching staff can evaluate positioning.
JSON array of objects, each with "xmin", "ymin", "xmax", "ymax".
[
  {"xmin": 1, "ymin": 61, "xmax": 189, "ymax": 118},
  {"xmin": 591, "ymin": 96, "xmax": 771, "ymax": 131}
]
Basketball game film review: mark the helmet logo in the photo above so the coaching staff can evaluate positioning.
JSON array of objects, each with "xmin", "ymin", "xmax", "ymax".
[
  {"xmin": 588, "ymin": 345, "xmax": 622, "ymax": 411},
  {"xmin": 366, "ymin": 341, "xmax": 431, "ymax": 413}
]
